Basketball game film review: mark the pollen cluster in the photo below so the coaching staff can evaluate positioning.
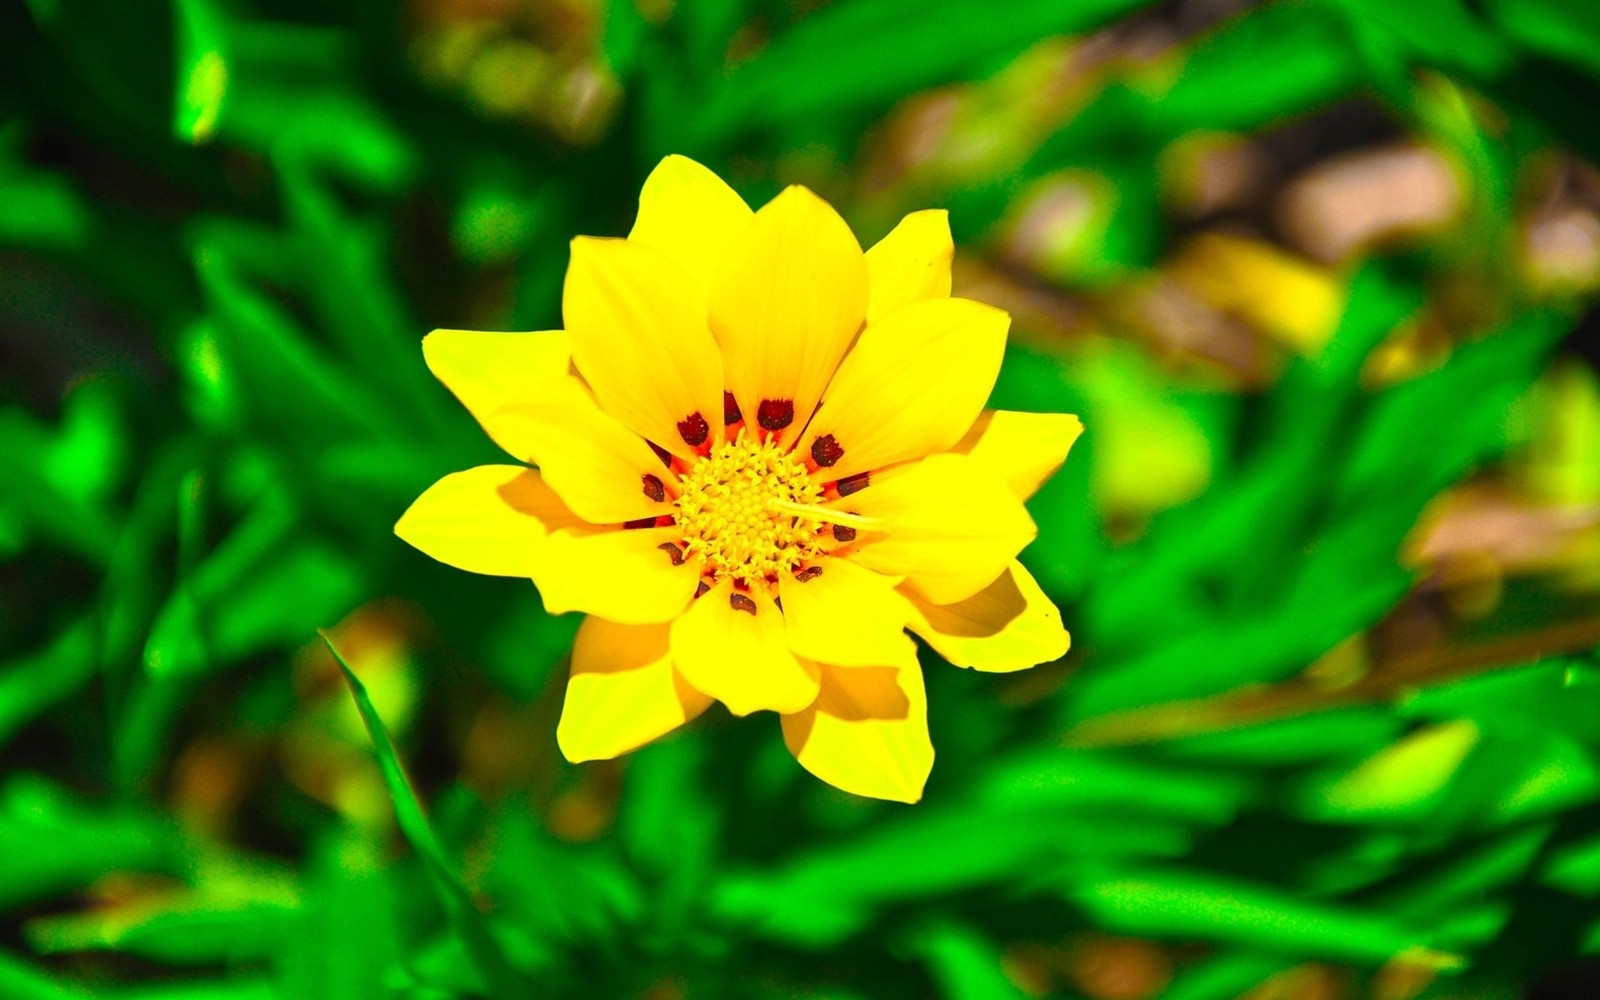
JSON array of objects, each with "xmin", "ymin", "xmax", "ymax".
[{"xmin": 674, "ymin": 435, "xmax": 825, "ymax": 588}]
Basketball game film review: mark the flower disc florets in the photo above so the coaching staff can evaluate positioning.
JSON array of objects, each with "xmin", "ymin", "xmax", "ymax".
[{"xmin": 674, "ymin": 434, "xmax": 824, "ymax": 588}]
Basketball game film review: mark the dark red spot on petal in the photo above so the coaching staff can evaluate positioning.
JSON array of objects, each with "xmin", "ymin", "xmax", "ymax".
[
  {"xmin": 694, "ymin": 580, "xmax": 710, "ymax": 599},
  {"xmin": 723, "ymin": 391, "xmax": 742, "ymax": 426},
  {"xmin": 655, "ymin": 514, "xmax": 676, "ymax": 528},
  {"xmin": 836, "ymin": 471, "xmax": 870, "ymax": 497},
  {"xmin": 756, "ymin": 399, "xmax": 794, "ymax": 431},
  {"xmin": 623, "ymin": 517, "xmax": 656, "ymax": 530},
  {"xmin": 658, "ymin": 542, "xmax": 685, "ymax": 566},
  {"xmin": 677, "ymin": 411, "xmax": 709, "ymax": 447},
  {"xmin": 794, "ymin": 566, "xmax": 824, "ymax": 583},
  {"xmin": 832, "ymin": 524, "xmax": 857, "ymax": 543},
  {"xmin": 811, "ymin": 434, "xmax": 844, "ymax": 468},
  {"xmin": 729, "ymin": 592, "xmax": 758, "ymax": 615},
  {"xmin": 647, "ymin": 440, "xmax": 673, "ymax": 467},
  {"xmin": 641, "ymin": 473, "xmax": 666, "ymax": 502}
]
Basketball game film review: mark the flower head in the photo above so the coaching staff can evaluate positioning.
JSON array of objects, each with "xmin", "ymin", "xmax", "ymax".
[{"xmin": 397, "ymin": 156, "xmax": 1081, "ymax": 802}]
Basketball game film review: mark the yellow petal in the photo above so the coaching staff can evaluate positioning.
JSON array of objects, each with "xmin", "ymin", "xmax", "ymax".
[
  {"xmin": 422, "ymin": 329, "xmax": 572, "ymax": 456},
  {"xmin": 781, "ymin": 655, "xmax": 932, "ymax": 803},
  {"xmin": 487, "ymin": 376, "xmax": 673, "ymax": 524},
  {"xmin": 844, "ymin": 452, "xmax": 1036, "ymax": 604},
  {"xmin": 954, "ymin": 410, "xmax": 1085, "ymax": 500},
  {"xmin": 395, "ymin": 465, "xmax": 566, "ymax": 577},
  {"xmin": 628, "ymin": 154, "xmax": 754, "ymax": 295},
  {"xmin": 709, "ymin": 186, "xmax": 867, "ymax": 445},
  {"xmin": 396, "ymin": 467, "xmax": 699, "ymax": 623},
  {"xmin": 800, "ymin": 297, "xmax": 1008, "ymax": 482},
  {"xmin": 557, "ymin": 616, "xmax": 712, "ymax": 763},
  {"xmin": 564, "ymin": 237, "xmax": 725, "ymax": 457},
  {"xmin": 536, "ymin": 524, "xmax": 701, "ymax": 625},
  {"xmin": 670, "ymin": 582, "xmax": 819, "ymax": 716},
  {"xmin": 906, "ymin": 560, "xmax": 1070, "ymax": 672},
  {"xmin": 865, "ymin": 209, "xmax": 953, "ymax": 324},
  {"xmin": 778, "ymin": 557, "xmax": 914, "ymax": 668}
]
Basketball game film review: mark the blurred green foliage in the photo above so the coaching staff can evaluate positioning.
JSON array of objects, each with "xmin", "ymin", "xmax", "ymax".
[{"xmin": 4, "ymin": 0, "xmax": 1600, "ymax": 997}]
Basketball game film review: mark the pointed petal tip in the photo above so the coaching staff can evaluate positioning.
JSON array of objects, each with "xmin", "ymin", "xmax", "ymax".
[
  {"xmin": 656, "ymin": 152, "xmax": 706, "ymax": 171},
  {"xmin": 769, "ymin": 183, "xmax": 843, "ymax": 218}
]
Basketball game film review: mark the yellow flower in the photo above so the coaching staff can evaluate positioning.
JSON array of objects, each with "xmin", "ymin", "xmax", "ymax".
[{"xmin": 396, "ymin": 156, "xmax": 1081, "ymax": 802}]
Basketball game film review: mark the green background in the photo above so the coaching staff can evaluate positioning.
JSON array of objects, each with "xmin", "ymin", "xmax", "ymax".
[{"xmin": 4, "ymin": 0, "xmax": 1600, "ymax": 996}]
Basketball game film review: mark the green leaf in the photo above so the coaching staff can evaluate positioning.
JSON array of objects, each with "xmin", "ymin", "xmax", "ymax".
[
  {"xmin": 618, "ymin": 738, "xmax": 721, "ymax": 933},
  {"xmin": 0, "ymin": 170, "xmax": 93, "ymax": 251},
  {"xmin": 0, "ymin": 777, "xmax": 179, "ymax": 911},
  {"xmin": 1155, "ymin": 710, "xmax": 1405, "ymax": 767},
  {"xmin": 325, "ymin": 633, "xmax": 525, "ymax": 998},
  {"xmin": 975, "ymin": 750, "xmax": 1254, "ymax": 825},
  {"xmin": 1157, "ymin": 952, "xmax": 1292, "ymax": 1000},
  {"xmin": 1295, "ymin": 721, "xmax": 1480, "ymax": 824},
  {"xmin": 173, "ymin": 0, "xmax": 230, "ymax": 143},
  {"xmin": 714, "ymin": 800, "xmax": 1190, "ymax": 946},
  {"xmin": 1063, "ymin": 868, "xmax": 1447, "ymax": 964},
  {"xmin": 172, "ymin": 0, "xmax": 414, "ymax": 187},
  {"xmin": 703, "ymin": 0, "xmax": 1146, "ymax": 133},
  {"xmin": 904, "ymin": 921, "xmax": 1029, "ymax": 1000},
  {"xmin": 1327, "ymin": 0, "xmax": 1510, "ymax": 77},
  {"xmin": 1545, "ymin": 834, "xmax": 1600, "ymax": 897},
  {"xmin": 1400, "ymin": 659, "xmax": 1600, "ymax": 745},
  {"xmin": 26, "ymin": 901, "xmax": 298, "ymax": 966},
  {"xmin": 1373, "ymin": 825, "xmax": 1551, "ymax": 946},
  {"xmin": 277, "ymin": 832, "xmax": 402, "ymax": 997},
  {"xmin": 1484, "ymin": 0, "xmax": 1600, "ymax": 79},
  {"xmin": 1151, "ymin": 4, "xmax": 1369, "ymax": 133},
  {"xmin": 0, "ymin": 621, "xmax": 98, "ymax": 750},
  {"xmin": 145, "ymin": 504, "xmax": 361, "ymax": 679}
]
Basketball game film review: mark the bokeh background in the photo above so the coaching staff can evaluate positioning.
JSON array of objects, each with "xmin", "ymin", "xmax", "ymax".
[{"xmin": 4, "ymin": 0, "xmax": 1600, "ymax": 997}]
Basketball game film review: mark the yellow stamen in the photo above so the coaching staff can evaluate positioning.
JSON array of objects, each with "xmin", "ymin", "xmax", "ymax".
[
  {"xmin": 767, "ymin": 500, "xmax": 878, "ymax": 530},
  {"xmin": 674, "ymin": 435, "xmax": 829, "ymax": 588}
]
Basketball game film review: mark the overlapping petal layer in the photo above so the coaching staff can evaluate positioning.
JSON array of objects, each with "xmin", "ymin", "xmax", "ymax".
[
  {"xmin": 801, "ymin": 297, "xmax": 1008, "ymax": 481},
  {"xmin": 535, "ymin": 525, "xmax": 702, "ymax": 624},
  {"xmin": 671, "ymin": 581, "xmax": 820, "ymax": 716},
  {"xmin": 423, "ymin": 329, "xmax": 571, "ymax": 457},
  {"xmin": 564, "ymin": 237, "xmax": 725, "ymax": 458},
  {"xmin": 558, "ymin": 617, "xmax": 712, "ymax": 762},
  {"xmin": 485, "ymin": 376, "xmax": 671, "ymax": 525},
  {"xmin": 781, "ymin": 652, "xmax": 932, "ymax": 803},
  {"xmin": 396, "ymin": 466, "xmax": 701, "ymax": 625},
  {"xmin": 955, "ymin": 410, "xmax": 1085, "ymax": 500},
  {"xmin": 844, "ymin": 453, "xmax": 1037, "ymax": 605},
  {"xmin": 864, "ymin": 209, "xmax": 953, "ymax": 322},
  {"xmin": 905, "ymin": 560, "xmax": 1070, "ymax": 672},
  {"xmin": 628, "ymin": 154, "xmax": 753, "ymax": 295},
  {"xmin": 710, "ymin": 186, "xmax": 867, "ymax": 443},
  {"xmin": 395, "ymin": 465, "xmax": 567, "ymax": 578},
  {"xmin": 778, "ymin": 556, "xmax": 913, "ymax": 668}
]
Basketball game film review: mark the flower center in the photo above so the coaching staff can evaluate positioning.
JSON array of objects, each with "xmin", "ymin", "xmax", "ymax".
[{"xmin": 674, "ymin": 435, "xmax": 826, "ymax": 588}]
